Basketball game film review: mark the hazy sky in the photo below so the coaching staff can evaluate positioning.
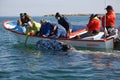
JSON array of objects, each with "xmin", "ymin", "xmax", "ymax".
[{"xmin": 0, "ymin": 0, "xmax": 119, "ymax": 16}]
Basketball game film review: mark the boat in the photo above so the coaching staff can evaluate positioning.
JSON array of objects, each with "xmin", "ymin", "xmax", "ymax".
[{"xmin": 2, "ymin": 20, "xmax": 118, "ymax": 50}]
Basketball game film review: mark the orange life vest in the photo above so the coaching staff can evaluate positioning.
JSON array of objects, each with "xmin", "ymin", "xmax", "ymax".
[
  {"xmin": 87, "ymin": 17, "xmax": 101, "ymax": 33},
  {"xmin": 102, "ymin": 10, "xmax": 116, "ymax": 27}
]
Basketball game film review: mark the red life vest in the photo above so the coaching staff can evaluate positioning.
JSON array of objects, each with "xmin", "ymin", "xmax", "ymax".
[
  {"xmin": 87, "ymin": 17, "xmax": 101, "ymax": 33},
  {"xmin": 102, "ymin": 10, "xmax": 116, "ymax": 27}
]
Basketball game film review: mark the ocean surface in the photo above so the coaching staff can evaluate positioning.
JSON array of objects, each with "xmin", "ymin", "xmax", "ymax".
[{"xmin": 0, "ymin": 16, "xmax": 120, "ymax": 80}]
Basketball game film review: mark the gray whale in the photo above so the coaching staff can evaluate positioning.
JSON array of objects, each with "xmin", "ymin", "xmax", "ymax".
[{"xmin": 36, "ymin": 39, "xmax": 74, "ymax": 51}]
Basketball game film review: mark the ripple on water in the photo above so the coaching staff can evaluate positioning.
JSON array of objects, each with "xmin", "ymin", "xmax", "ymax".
[{"xmin": 0, "ymin": 43, "xmax": 120, "ymax": 80}]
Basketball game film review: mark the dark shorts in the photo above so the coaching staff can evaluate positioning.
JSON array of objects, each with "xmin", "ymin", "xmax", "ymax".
[
  {"xmin": 80, "ymin": 30, "xmax": 99, "ymax": 38},
  {"xmin": 92, "ymin": 30, "xmax": 99, "ymax": 35},
  {"xmin": 80, "ymin": 32, "xmax": 93, "ymax": 38},
  {"xmin": 106, "ymin": 26, "xmax": 115, "ymax": 36}
]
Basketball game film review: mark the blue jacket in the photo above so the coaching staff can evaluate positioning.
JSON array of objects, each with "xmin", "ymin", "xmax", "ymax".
[
  {"xmin": 39, "ymin": 22, "xmax": 51, "ymax": 36},
  {"xmin": 52, "ymin": 24, "xmax": 67, "ymax": 39}
]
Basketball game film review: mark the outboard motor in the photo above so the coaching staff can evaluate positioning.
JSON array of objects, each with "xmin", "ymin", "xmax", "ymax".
[
  {"xmin": 114, "ymin": 27, "xmax": 120, "ymax": 48},
  {"xmin": 36, "ymin": 39, "xmax": 74, "ymax": 51},
  {"xmin": 117, "ymin": 28, "xmax": 120, "ymax": 43}
]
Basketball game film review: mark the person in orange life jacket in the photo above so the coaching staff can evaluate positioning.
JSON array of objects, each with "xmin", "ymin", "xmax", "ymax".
[
  {"xmin": 55, "ymin": 12, "xmax": 72, "ymax": 36},
  {"xmin": 80, "ymin": 14, "xmax": 101, "ymax": 38},
  {"xmin": 102, "ymin": 5, "xmax": 116, "ymax": 36}
]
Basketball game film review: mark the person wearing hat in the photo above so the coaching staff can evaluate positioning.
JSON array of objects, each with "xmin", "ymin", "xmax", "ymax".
[
  {"xmin": 102, "ymin": 5, "xmax": 116, "ymax": 37},
  {"xmin": 37, "ymin": 19, "xmax": 52, "ymax": 37},
  {"xmin": 75, "ymin": 14, "xmax": 101, "ymax": 39},
  {"xmin": 55, "ymin": 12, "xmax": 72, "ymax": 36},
  {"xmin": 17, "ymin": 13, "xmax": 33, "ymax": 33},
  {"xmin": 17, "ymin": 13, "xmax": 32, "ymax": 26}
]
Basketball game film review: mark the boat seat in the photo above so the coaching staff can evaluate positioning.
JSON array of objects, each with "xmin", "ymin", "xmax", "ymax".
[
  {"xmin": 68, "ymin": 28, "xmax": 87, "ymax": 38},
  {"xmin": 82, "ymin": 32, "xmax": 104, "ymax": 40}
]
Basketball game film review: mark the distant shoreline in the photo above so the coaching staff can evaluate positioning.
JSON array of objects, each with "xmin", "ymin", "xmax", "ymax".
[
  {"xmin": 44, "ymin": 14, "xmax": 90, "ymax": 16},
  {"xmin": 44, "ymin": 13, "xmax": 120, "ymax": 16},
  {"xmin": 0, "ymin": 13, "xmax": 119, "ymax": 17}
]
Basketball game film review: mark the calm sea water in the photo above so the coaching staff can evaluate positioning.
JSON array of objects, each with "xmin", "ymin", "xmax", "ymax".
[{"xmin": 0, "ymin": 16, "xmax": 120, "ymax": 80}]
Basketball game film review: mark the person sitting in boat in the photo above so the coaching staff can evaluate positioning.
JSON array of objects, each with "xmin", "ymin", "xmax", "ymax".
[
  {"xmin": 17, "ymin": 13, "xmax": 32, "ymax": 26},
  {"xmin": 49, "ymin": 23, "xmax": 67, "ymax": 39},
  {"xmin": 17, "ymin": 13, "xmax": 33, "ymax": 33},
  {"xmin": 102, "ymin": 5, "xmax": 116, "ymax": 37},
  {"xmin": 37, "ymin": 19, "xmax": 52, "ymax": 37},
  {"xmin": 17, "ymin": 13, "xmax": 41, "ymax": 35},
  {"xmin": 76, "ymin": 14, "xmax": 101, "ymax": 38},
  {"xmin": 55, "ymin": 12, "xmax": 72, "ymax": 36}
]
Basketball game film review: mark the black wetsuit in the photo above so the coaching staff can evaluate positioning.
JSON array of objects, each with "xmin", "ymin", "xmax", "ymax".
[{"xmin": 57, "ymin": 17, "xmax": 72, "ymax": 32}]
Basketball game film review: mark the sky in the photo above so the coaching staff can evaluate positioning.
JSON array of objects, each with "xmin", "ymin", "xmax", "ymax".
[{"xmin": 0, "ymin": 0, "xmax": 120, "ymax": 16}]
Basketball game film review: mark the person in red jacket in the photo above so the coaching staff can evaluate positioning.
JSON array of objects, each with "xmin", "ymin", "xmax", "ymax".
[
  {"xmin": 79, "ymin": 14, "xmax": 101, "ymax": 38},
  {"xmin": 102, "ymin": 5, "xmax": 116, "ymax": 36}
]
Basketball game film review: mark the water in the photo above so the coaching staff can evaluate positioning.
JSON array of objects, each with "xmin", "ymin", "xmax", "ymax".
[{"xmin": 0, "ymin": 16, "xmax": 120, "ymax": 80}]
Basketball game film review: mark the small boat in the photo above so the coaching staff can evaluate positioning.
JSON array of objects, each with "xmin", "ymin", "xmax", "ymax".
[{"xmin": 2, "ymin": 20, "xmax": 118, "ymax": 50}]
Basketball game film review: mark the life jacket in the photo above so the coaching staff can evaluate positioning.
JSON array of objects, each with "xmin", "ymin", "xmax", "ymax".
[
  {"xmin": 102, "ymin": 10, "xmax": 116, "ymax": 27},
  {"xmin": 32, "ymin": 21, "xmax": 41, "ymax": 32},
  {"xmin": 27, "ymin": 21, "xmax": 41, "ymax": 35},
  {"xmin": 87, "ymin": 17, "xmax": 101, "ymax": 33}
]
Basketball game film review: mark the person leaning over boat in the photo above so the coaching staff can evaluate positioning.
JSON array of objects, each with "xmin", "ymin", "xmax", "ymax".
[
  {"xmin": 24, "ymin": 17, "xmax": 41, "ymax": 45},
  {"xmin": 37, "ymin": 19, "xmax": 52, "ymax": 37},
  {"xmin": 78, "ymin": 14, "xmax": 101, "ymax": 38},
  {"xmin": 55, "ymin": 12, "xmax": 72, "ymax": 36},
  {"xmin": 49, "ymin": 23, "xmax": 67, "ymax": 39},
  {"xmin": 102, "ymin": 5, "xmax": 116, "ymax": 37},
  {"xmin": 25, "ymin": 20, "xmax": 41, "ymax": 45},
  {"xmin": 27, "ymin": 21, "xmax": 41, "ymax": 36}
]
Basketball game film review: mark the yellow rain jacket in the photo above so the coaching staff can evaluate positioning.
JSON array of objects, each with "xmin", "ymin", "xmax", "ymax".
[{"xmin": 27, "ymin": 21, "xmax": 41, "ymax": 35}]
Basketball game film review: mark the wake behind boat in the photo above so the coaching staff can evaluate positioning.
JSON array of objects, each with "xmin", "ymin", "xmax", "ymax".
[{"xmin": 2, "ymin": 20, "xmax": 119, "ymax": 50}]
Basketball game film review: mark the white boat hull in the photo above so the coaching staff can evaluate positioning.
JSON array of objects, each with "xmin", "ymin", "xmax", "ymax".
[{"xmin": 12, "ymin": 31, "xmax": 113, "ymax": 49}]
